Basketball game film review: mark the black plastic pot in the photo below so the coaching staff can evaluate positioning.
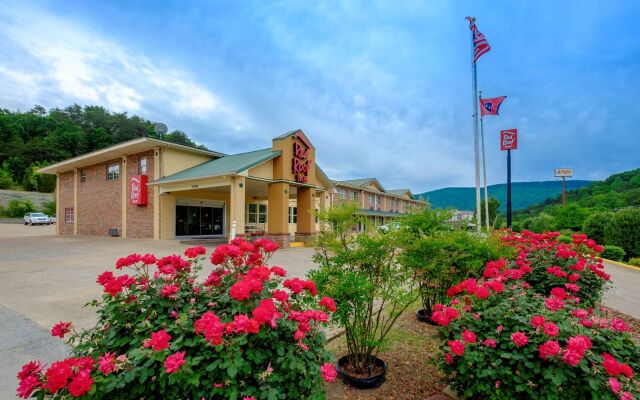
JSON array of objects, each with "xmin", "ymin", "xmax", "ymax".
[
  {"xmin": 336, "ymin": 355, "xmax": 387, "ymax": 389},
  {"xmin": 416, "ymin": 309, "xmax": 437, "ymax": 325}
]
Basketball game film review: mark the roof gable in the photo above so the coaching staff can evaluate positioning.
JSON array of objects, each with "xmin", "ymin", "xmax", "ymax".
[{"xmin": 337, "ymin": 178, "xmax": 385, "ymax": 192}]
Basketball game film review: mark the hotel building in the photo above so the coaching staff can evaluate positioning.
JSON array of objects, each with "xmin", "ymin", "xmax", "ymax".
[
  {"xmin": 331, "ymin": 178, "xmax": 427, "ymax": 230},
  {"xmin": 40, "ymin": 130, "xmax": 427, "ymax": 245}
]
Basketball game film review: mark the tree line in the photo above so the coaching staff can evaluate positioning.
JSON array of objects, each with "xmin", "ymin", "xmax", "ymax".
[{"xmin": 0, "ymin": 104, "xmax": 205, "ymax": 192}]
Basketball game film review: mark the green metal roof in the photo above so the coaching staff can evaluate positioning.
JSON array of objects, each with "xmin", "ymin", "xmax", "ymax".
[
  {"xmin": 273, "ymin": 129, "xmax": 302, "ymax": 140},
  {"xmin": 337, "ymin": 178, "xmax": 377, "ymax": 187},
  {"xmin": 387, "ymin": 189, "xmax": 411, "ymax": 196},
  {"xmin": 153, "ymin": 148, "xmax": 281, "ymax": 184}
]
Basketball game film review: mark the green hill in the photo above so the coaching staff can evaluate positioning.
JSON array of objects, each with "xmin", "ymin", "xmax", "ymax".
[
  {"xmin": 516, "ymin": 168, "xmax": 640, "ymax": 215},
  {"xmin": 0, "ymin": 104, "xmax": 205, "ymax": 192},
  {"xmin": 415, "ymin": 180, "xmax": 593, "ymax": 213}
]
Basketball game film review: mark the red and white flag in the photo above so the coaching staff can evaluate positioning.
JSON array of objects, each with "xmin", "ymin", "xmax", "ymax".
[
  {"xmin": 465, "ymin": 17, "xmax": 490, "ymax": 63},
  {"xmin": 480, "ymin": 96, "xmax": 506, "ymax": 116}
]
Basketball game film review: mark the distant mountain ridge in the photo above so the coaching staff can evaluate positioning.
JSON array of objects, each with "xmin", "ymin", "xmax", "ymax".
[{"xmin": 415, "ymin": 180, "xmax": 593, "ymax": 213}]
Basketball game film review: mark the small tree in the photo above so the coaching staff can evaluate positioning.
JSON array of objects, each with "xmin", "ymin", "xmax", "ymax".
[
  {"xmin": 6, "ymin": 199, "xmax": 35, "ymax": 217},
  {"xmin": 310, "ymin": 203, "xmax": 416, "ymax": 375}
]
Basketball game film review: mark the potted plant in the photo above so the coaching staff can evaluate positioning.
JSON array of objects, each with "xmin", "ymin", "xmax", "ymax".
[{"xmin": 310, "ymin": 203, "xmax": 417, "ymax": 389}]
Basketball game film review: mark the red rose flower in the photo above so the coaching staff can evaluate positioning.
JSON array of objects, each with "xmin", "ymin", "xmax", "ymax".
[
  {"xmin": 67, "ymin": 369, "xmax": 93, "ymax": 397},
  {"xmin": 149, "ymin": 329, "xmax": 171, "ymax": 351},
  {"xmin": 530, "ymin": 315, "xmax": 546, "ymax": 329},
  {"xmin": 448, "ymin": 340, "xmax": 465, "ymax": 356},
  {"xmin": 510, "ymin": 332, "xmax": 528, "ymax": 347},
  {"xmin": 51, "ymin": 322, "xmax": 72, "ymax": 338},
  {"xmin": 252, "ymin": 299, "xmax": 282, "ymax": 328},
  {"xmin": 16, "ymin": 375, "xmax": 40, "ymax": 399},
  {"xmin": 319, "ymin": 296, "xmax": 337, "ymax": 312},
  {"xmin": 543, "ymin": 322, "xmax": 560, "ymax": 337},
  {"xmin": 164, "ymin": 352, "xmax": 186, "ymax": 374},
  {"xmin": 320, "ymin": 363, "xmax": 337, "ymax": 382},
  {"xmin": 538, "ymin": 340, "xmax": 560, "ymax": 360},
  {"xmin": 462, "ymin": 330, "xmax": 477, "ymax": 343},
  {"xmin": 184, "ymin": 246, "xmax": 206, "ymax": 258},
  {"xmin": 160, "ymin": 284, "xmax": 179, "ymax": 300}
]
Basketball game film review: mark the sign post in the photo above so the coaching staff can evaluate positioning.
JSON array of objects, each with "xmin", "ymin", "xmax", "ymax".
[
  {"xmin": 500, "ymin": 129, "xmax": 518, "ymax": 228},
  {"xmin": 554, "ymin": 168, "xmax": 574, "ymax": 206}
]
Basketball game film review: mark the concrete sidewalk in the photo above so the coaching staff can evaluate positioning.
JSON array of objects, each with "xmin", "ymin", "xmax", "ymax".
[{"xmin": 0, "ymin": 304, "xmax": 69, "ymax": 400}]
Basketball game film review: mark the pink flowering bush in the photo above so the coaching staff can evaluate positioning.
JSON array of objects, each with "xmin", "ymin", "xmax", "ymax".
[
  {"xmin": 433, "ymin": 232, "xmax": 640, "ymax": 399},
  {"xmin": 500, "ymin": 230, "xmax": 610, "ymax": 307},
  {"xmin": 16, "ymin": 238, "xmax": 336, "ymax": 399}
]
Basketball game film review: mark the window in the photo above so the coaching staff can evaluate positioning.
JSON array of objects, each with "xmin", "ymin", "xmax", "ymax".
[
  {"xmin": 367, "ymin": 194, "xmax": 374, "ymax": 204},
  {"xmin": 246, "ymin": 204, "xmax": 267, "ymax": 224},
  {"xmin": 288, "ymin": 207, "xmax": 297, "ymax": 223},
  {"xmin": 375, "ymin": 195, "xmax": 381, "ymax": 206},
  {"xmin": 351, "ymin": 191, "xmax": 358, "ymax": 201},
  {"xmin": 315, "ymin": 208, "xmax": 319, "ymax": 223},
  {"xmin": 64, "ymin": 207, "xmax": 74, "ymax": 223},
  {"xmin": 107, "ymin": 162, "xmax": 120, "ymax": 181},
  {"xmin": 338, "ymin": 189, "xmax": 346, "ymax": 200},
  {"xmin": 139, "ymin": 157, "xmax": 147, "ymax": 175},
  {"xmin": 80, "ymin": 169, "xmax": 86, "ymax": 183}
]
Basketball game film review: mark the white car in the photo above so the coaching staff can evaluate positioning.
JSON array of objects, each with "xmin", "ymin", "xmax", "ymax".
[
  {"xmin": 49, "ymin": 214, "xmax": 57, "ymax": 224},
  {"xmin": 24, "ymin": 212, "xmax": 51, "ymax": 225}
]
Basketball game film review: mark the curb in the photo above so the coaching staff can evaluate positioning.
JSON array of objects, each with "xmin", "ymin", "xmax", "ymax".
[{"xmin": 602, "ymin": 258, "xmax": 640, "ymax": 272}]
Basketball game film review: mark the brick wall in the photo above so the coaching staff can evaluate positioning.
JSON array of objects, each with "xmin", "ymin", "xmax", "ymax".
[
  {"xmin": 126, "ymin": 151, "xmax": 154, "ymax": 238},
  {"xmin": 77, "ymin": 159, "xmax": 122, "ymax": 236},
  {"xmin": 58, "ymin": 171, "xmax": 75, "ymax": 235}
]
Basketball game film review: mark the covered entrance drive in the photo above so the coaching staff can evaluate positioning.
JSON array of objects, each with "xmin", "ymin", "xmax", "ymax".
[
  {"xmin": 149, "ymin": 130, "xmax": 334, "ymax": 246},
  {"xmin": 175, "ymin": 200, "xmax": 225, "ymax": 237}
]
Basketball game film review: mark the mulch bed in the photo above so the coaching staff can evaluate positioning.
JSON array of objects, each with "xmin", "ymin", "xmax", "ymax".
[
  {"xmin": 325, "ymin": 310, "xmax": 447, "ymax": 400},
  {"xmin": 323, "ymin": 307, "xmax": 640, "ymax": 399},
  {"xmin": 602, "ymin": 307, "xmax": 640, "ymax": 340}
]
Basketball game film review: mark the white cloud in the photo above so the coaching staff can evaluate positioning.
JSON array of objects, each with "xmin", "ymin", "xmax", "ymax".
[{"xmin": 0, "ymin": 5, "xmax": 245, "ymax": 125}]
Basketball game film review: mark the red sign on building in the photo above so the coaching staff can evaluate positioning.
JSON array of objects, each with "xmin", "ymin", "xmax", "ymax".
[
  {"xmin": 500, "ymin": 129, "xmax": 518, "ymax": 151},
  {"xmin": 130, "ymin": 175, "xmax": 148, "ymax": 205},
  {"xmin": 292, "ymin": 138, "xmax": 310, "ymax": 183}
]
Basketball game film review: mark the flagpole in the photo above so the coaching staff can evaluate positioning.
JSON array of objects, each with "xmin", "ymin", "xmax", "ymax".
[
  {"xmin": 470, "ymin": 22, "xmax": 482, "ymax": 233},
  {"xmin": 479, "ymin": 93, "xmax": 490, "ymax": 231}
]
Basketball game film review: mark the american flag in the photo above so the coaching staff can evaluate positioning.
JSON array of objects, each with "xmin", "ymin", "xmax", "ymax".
[{"xmin": 465, "ymin": 17, "xmax": 490, "ymax": 63}]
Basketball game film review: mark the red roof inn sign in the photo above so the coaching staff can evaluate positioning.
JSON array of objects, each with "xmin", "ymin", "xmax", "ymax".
[
  {"xmin": 130, "ymin": 175, "xmax": 148, "ymax": 205},
  {"xmin": 500, "ymin": 129, "xmax": 518, "ymax": 151},
  {"xmin": 292, "ymin": 135, "xmax": 310, "ymax": 183}
]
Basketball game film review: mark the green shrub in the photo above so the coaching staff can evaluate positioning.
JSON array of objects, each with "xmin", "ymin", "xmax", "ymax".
[
  {"xmin": 5, "ymin": 199, "xmax": 35, "ymax": 217},
  {"xmin": 522, "ymin": 213, "xmax": 555, "ymax": 233},
  {"xmin": 628, "ymin": 257, "xmax": 640, "ymax": 267},
  {"xmin": 0, "ymin": 169, "xmax": 13, "ymax": 189},
  {"xmin": 41, "ymin": 200, "xmax": 56, "ymax": 216},
  {"xmin": 582, "ymin": 211, "xmax": 613, "ymax": 245},
  {"xmin": 604, "ymin": 208, "xmax": 640, "ymax": 259},
  {"xmin": 601, "ymin": 245, "xmax": 626, "ymax": 261},
  {"xmin": 557, "ymin": 235, "xmax": 572, "ymax": 244},
  {"xmin": 551, "ymin": 204, "xmax": 590, "ymax": 231}
]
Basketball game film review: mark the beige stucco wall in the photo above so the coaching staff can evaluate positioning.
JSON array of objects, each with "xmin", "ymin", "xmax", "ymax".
[
  {"xmin": 161, "ymin": 148, "xmax": 213, "ymax": 178},
  {"xmin": 248, "ymin": 160, "xmax": 273, "ymax": 180}
]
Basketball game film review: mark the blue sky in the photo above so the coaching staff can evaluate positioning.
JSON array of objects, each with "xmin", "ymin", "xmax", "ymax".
[{"xmin": 1, "ymin": 1, "xmax": 639, "ymax": 192}]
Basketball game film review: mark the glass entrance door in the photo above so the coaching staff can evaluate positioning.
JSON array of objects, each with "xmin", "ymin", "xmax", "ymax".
[{"xmin": 175, "ymin": 202, "xmax": 225, "ymax": 237}]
